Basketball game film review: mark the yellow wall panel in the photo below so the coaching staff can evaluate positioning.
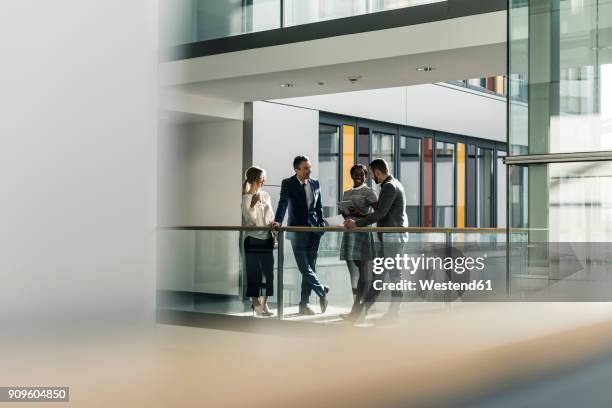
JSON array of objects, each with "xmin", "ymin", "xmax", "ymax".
[
  {"xmin": 456, "ymin": 143, "xmax": 466, "ymax": 228},
  {"xmin": 342, "ymin": 125, "xmax": 355, "ymax": 192}
]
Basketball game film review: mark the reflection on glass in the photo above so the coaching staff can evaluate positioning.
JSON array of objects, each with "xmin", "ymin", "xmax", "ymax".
[
  {"xmin": 424, "ymin": 138, "xmax": 433, "ymax": 227},
  {"xmin": 510, "ymin": 161, "xmax": 612, "ymax": 241},
  {"xmin": 509, "ymin": 0, "xmax": 612, "ymax": 154},
  {"xmin": 476, "ymin": 147, "xmax": 493, "ymax": 227},
  {"xmin": 157, "ymin": 230, "xmax": 258, "ymax": 315},
  {"xmin": 435, "ymin": 141, "xmax": 455, "ymax": 227},
  {"xmin": 358, "ymin": 127, "xmax": 370, "ymax": 167},
  {"xmin": 319, "ymin": 124, "xmax": 340, "ymax": 219},
  {"xmin": 400, "ymin": 136, "xmax": 421, "ymax": 226},
  {"xmin": 549, "ymin": 161, "xmax": 612, "ymax": 242},
  {"xmin": 159, "ymin": 0, "xmax": 281, "ymax": 47},
  {"xmin": 283, "ymin": 0, "xmax": 447, "ymax": 26},
  {"xmin": 509, "ymin": 164, "xmax": 529, "ymax": 229},
  {"xmin": 371, "ymin": 131, "xmax": 395, "ymax": 195},
  {"xmin": 497, "ymin": 151, "xmax": 507, "ymax": 228}
]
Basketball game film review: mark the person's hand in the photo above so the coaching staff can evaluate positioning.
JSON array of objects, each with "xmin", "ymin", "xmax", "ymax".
[
  {"xmin": 271, "ymin": 221, "xmax": 281, "ymax": 230},
  {"xmin": 250, "ymin": 193, "xmax": 261, "ymax": 208},
  {"xmin": 348, "ymin": 207, "xmax": 364, "ymax": 216},
  {"xmin": 344, "ymin": 219, "xmax": 357, "ymax": 229}
]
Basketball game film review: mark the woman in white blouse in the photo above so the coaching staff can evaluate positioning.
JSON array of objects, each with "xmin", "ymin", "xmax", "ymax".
[{"xmin": 241, "ymin": 166, "xmax": 279, "ymax": 316}]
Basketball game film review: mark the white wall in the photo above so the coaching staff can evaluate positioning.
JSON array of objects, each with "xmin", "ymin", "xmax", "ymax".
[
  {"xmin": 158, "ymin": 120, "xmax": 243, "ymax": 226},
  {"xmin": 157, "ymin": 120, "xmax": 243, "ymax": 294},
  {"xmin": 251, "ymin": 102, "xmax": 319, "ymax": 219},
  {"xmin": 273, "ymin": 84, "xmax": 507, "ymax": 142},
  {"xmin": 0, "ymin": 1, "xmax": 158, "ymax": 334}
]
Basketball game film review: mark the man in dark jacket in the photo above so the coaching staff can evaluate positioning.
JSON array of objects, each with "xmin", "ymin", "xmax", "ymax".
[{"xmin": 275, "ymin": 156, "xmax": 329, "ymax": 315}]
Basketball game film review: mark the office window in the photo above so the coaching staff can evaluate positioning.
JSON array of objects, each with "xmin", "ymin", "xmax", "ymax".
[
  {"xmin": 371, "ymin": 131, "xmax": 395, "ymax": 194},
  {"xmin": 423, "ymin": 138, "xmax": 434, "ymax": 227},
  {"xmin": 435, "ymin": 141, "xmax": 455, "ymax": 227},
  {"xmin": 342, "ymin": 125, "xmax": 355, "ymax": 192},
  {"xmin": 456, "ymin": 143, "xmax": 466, "ymax": 228},
  {"xmin": 466, "ymin": 144, "xmax": 477, "ymax": 227},
  {"xmin": 497, "ymin": 150, "xmax": 507, "ymax": 228},
  {"xmin": 318, "ymin": 124, "xmax": 340, "ymax": 218},
  {"xmin": 400, "ymin": 136, "xmax": 421, "ymax": 226},
  {"xmin": 357, "ymin": 127, "xmax": 370, "ymax": 167},
  {"xmin": 477, "ymin": 147, "xmax": 494, "ymax": 227}
]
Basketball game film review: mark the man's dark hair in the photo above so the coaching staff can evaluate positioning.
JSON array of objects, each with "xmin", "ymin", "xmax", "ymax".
[
  {"xmin": 293, "ymin": 155, "xmax": 310, "ymax": 169},
  {"xmin": 350, "ymin": 163, "xmax": 368, "ymax": 177},
  {"xmin": 369, "ymin": 158, "xmax": 389, "ymax": 174}
]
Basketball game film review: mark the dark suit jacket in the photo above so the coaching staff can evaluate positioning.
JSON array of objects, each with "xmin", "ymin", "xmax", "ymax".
[
  {"xmin": 356, "ymin": 175, "xmax": 408, "ymax": 228},
  {"xmin": 274, "ymin": 175, "xmax": 325, "ymax": 227}
]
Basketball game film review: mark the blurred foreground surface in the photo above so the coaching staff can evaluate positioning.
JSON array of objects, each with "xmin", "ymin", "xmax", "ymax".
[{"xmin": 2, "ymin": 302, "xmax": 612, "ymax": 407}]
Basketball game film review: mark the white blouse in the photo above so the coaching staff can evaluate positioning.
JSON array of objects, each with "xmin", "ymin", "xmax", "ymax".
[{"xmin": 241, "ymin": 190, "xmax": 274, "ymax": 240}]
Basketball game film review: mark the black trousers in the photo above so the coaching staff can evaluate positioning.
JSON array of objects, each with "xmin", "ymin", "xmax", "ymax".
[{"xmin": 244, "ymin": 236, "xmax": 274, "ymax": 297}]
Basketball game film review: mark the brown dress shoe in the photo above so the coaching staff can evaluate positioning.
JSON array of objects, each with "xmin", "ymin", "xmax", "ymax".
[{"xmin": 298, "ymin": 305, "xmax": 316, "ymax": 315}]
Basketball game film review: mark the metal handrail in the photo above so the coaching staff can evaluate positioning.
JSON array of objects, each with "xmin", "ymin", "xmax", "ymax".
[{"xmin": 161, "ymin": 225, "xmax": 510, "ymax": 233}]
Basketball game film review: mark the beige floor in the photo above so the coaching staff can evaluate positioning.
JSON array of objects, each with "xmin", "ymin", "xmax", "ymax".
[{"xmin": 3, "ymin": 303, "xmax": 612, "ymax": 407}]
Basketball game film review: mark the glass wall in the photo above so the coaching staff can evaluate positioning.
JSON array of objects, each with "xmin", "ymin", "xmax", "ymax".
[
  {"xmin": 400, "ymin": 136, "xmax": 421, "ymax": 226},
  {"xmin": 454, "ymin": 76, "xmax": 508, "ymax": 97},
  {"xmin": 283, "ymin": 0, "xmax": 447, "ymax": 27},
  {"xmin": 510, "ymin": 161, "xmax": 612, "ymax": 242},
  {"xmin": 371, "ymin": 131, "xmax": 395, "ymax": 194},
  {"xmin": 319, "ymin": 113, "xmax": 505, "ymax": 228},
  {"xmin": 508, "ymin": 0, "xmax": 612, "ymax": 293},
  {"xmin": 497, "ymin": 150, "xmax": 507, "ymax": 228},
  {"xmin": 423, "ymin": 138, "xmax": 434, "ymax": 227},
  {"xmin": 476, "ymin": 147, "xmax": 493, "ymax": 227},
  {"xmin": 357, "ymin": 127, "xmax": 371, "ymax": 167},
  {"xmin": 159, "ymin": 0, "xmax": 281, "ymax": 47},
  {"xmin": 160, "ymin": 0, "xmax": 448, "ymax": 46},
  {"xmin": 509, "ymin": 0, "xmax": 612, "ymax": 237},
  {"xmin": 318, "ymin": 124, "xmax": 340, "ymax": 219},
  {"xmin": 435, "ymin": 141, "xmax": 455, "ymax": 227},
  {"xmin": 510, "ymin": 0, "xmax": 612, "ymax": 156}
]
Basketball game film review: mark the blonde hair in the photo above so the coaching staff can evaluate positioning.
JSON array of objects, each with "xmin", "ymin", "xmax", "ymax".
[{"xmin": 242, "ymin": 166, "xmax": 265, "ymax": 195}]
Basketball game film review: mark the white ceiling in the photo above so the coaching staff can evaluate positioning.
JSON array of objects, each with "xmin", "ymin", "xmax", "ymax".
[{"xmin": 161, "ymin": 10, "xmax": 506, "ymax": 104}]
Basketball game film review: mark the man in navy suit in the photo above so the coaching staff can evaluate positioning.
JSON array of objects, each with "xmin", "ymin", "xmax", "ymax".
[{"xmin": 275, "ymin": 155, "xmax": 329, "ymax": 315}]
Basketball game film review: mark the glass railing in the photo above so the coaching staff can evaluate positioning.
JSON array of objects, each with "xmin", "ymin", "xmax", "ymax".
[
  {"xmin": 158, "ymin": 225, "xmax": 612, "ymax": 325},
  {"xmin": 159, "ymin": 0, "xmax": 448, "ymax": 47},
  {"xmin": 157, "ymin": 226, "xmax": 512, "ymax": 324}
]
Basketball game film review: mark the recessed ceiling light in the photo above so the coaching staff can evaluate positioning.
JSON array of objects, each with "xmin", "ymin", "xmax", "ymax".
[
  {"xmin": 347, "ymin": 75, "xmax": 362, "ymax": 84},
  {"xmin": 317, "ymin": 81, "xmax": 325, "ymax": 86},
  {"xmin": 416, "ymin": 67, "xmax": 435, "ymax": 72},
  {"xmin": 280, "ymin": 83, "xmax": 294, "ymax": 88}
]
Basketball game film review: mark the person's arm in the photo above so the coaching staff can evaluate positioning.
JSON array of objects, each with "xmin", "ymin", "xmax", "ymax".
[
  {"xmin": 274, "ymin": 179, "xmax": 289, "ymax": 224},
  {"xmin": 367, "ymin": 189, "xmax": 379, "ymax": 211},
  {"xmin": 315, "ymin": 181, "xmax": 324, "ymax": 226},
  {"xmin": 355, "ymin": 184, "xmax": 396, "ymax": 227}
]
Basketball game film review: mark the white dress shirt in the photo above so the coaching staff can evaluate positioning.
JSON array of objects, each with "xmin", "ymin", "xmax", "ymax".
[
  {"xmin": 300, "ymin": 179, "xmax": 315, "ymax": 209},
  {"xmin": 241, "ymin": 190, "xmax": 274, "ymax": 240}
]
